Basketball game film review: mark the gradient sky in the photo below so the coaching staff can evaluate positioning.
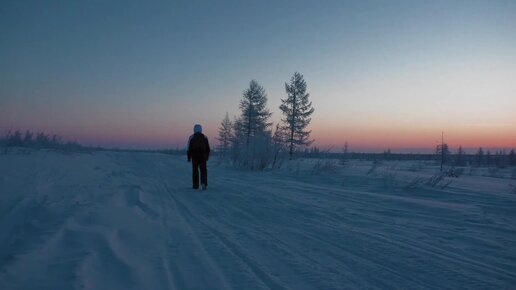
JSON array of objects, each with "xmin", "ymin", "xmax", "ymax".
[{"xmin": 1, "ymin": 0, "xmax": 515, "ymax": 152}]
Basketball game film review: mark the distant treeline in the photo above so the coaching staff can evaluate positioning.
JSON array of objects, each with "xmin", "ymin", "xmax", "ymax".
[
  {"xmin": 297, "ymin": 146, "xmax": 516, "ymax": 167},
  {"xmin": 2, "ymin": 130, "xmax": 513, "ymax": 167},
  {"xmin": 0, "ymin": 130, "xmax": 188, "ymax": 155},
  {"xmin": 0, "ymin": 130, "xmax": 86, "ymax": 152}
]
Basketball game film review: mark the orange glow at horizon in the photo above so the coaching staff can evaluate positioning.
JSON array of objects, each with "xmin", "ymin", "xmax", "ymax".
[
  {"xmin": 59, "ymin": 124, "xmax": 515, "ymax": 151},
  {"xmin": 311, "ymin": 123, "xmax": 516, "ymax": 151}
]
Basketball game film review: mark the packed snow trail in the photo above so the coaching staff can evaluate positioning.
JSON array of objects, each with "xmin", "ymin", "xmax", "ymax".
[{"xmin": 1, "ymin": 151, "xmax": 516, "ymax": 289}]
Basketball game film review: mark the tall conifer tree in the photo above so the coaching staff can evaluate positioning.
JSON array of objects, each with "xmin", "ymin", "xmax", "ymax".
[{"xmin": 279, "ymin": 72, "xmax": 315, "ymax": 159}]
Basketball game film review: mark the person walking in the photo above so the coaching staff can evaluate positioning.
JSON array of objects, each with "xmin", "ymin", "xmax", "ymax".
[{"xmin": 187, "ymin": 124, "xmax": 210, "ymax": 190}]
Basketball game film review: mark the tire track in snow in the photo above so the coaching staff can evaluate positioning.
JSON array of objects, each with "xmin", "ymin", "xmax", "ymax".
[
  {"xmin": 182, "ymin": 186, "xmax": 368, "ymax": 289},
  {"xmin": 187, "ymin": 177, "xmax": 430, "ymax": 289},
  {"xmin": 140, "ymin": 156, "xmax": 282, "ymax": 289},
  {"xmin": 156, "ymin": 183, "xmax": 234, "ymax": 290},
  {"xmin": 163, "ymin": 183, "xmax": 289, "ymax": 290}
]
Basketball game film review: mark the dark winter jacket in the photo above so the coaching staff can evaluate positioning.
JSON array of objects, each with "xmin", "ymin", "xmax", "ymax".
[{"xmin": 187, "ymin": 132, "xmax": 210, "ymax": 161}]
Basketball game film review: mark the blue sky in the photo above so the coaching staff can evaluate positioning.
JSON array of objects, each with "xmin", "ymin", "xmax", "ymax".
[{"xmin": 1, "ymin": 0, "xmax": 515, "ymax": 151}]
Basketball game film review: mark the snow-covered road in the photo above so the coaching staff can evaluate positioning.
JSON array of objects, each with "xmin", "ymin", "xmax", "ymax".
[{"xmin": 1, "ymin": 151, "xmax": 515, "ymax": 289}]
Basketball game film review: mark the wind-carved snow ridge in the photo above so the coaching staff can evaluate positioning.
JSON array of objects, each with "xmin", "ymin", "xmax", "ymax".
[{"xmin": 1, "ymin": 150, "xmax": 515, "ymax": 289}]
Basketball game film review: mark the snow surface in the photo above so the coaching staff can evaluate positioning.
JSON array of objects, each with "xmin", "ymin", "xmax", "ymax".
[{"xmin": 1, "ymin": 150, "xmax": 516, "ymax": 289}]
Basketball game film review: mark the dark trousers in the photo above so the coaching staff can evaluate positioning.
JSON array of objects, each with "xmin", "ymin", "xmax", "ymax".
[{"xmin": 192, "ymin": 158, "xmax": 207, "ymax": 188}]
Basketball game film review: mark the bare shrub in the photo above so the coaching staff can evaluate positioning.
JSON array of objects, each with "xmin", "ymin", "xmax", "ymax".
[
  {"xmin": 404, "ymin": 173, "xmax": 453, "ymax": 190},
  {"xmin": 367, "ymin": 160, "xmax": 381, "ymax": 175},
  {"xmin": 404, "ymin": 176, "xmax": 425, "ymax": 189},
  {"xmin": 426, "ymin": 172, "xmax": 453, "ymax": 189},
  {"xmin": 426, "ymin": 173, "xmax": 445, "ymax": 186},
  {"xmin": 380, "ymin": 169, "xmax": 399, "ymax": 188},
  {"xmin": 230, "ymin": 132, "xmax": 275, "ymax": 170},
  {"xmin": 445, "ymin": 167, "xmax": 463, "ymax": 178},
  {"xmin": 312, "ymin": 158, "xmax": 338, "ymax": 174}
]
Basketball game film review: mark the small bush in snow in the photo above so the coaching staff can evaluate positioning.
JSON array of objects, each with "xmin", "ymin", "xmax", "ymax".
[
  {"xmin": 380, "ymin": 169, "xmax": 399, "ymax": 188},
  {"xmin": 229, "ymin": 132, "xmax": 275, "ymax": 170},
  {"xmin": 405, "ymin": 176, "xmax": 426, "ymax": 189},
  {"xmin": 403, "ymin": 173, "xmax": 452, "ymax": 190},
  {"xmin": 367, "ymin": 161, "xmax": 381, "ymax": 175},
  {"xmin": 444, "ymin": 167, "xmax": 463, "ymax": 178},
  {"xmin": 311, "ymin": 158, "xmax": 338, "ymax": 174},
  {"xmin": 425, "ymin": 172, "xmax": 453, "ymax": 189}
]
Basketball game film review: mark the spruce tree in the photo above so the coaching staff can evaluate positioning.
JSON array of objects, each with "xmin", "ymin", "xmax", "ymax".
[
  {"xmin": 217, "ymin": 113, "xmax": 233, "ymax": 158},
  {"xmin": 340, "ymin": 142, "xmax": 349, "ymax": 165},
  {"xmin": 280, "ymin": 72, "xmax": 315, "ymax": 159},
  {"xmin": 456, "ymin": 145, "xmax": 466, "ymax": 166},
  {"xmin": 238, "ymin": 80, "xmax": 272, "ymax": 147},
  {"xmin": 476, "ymin": 147, "xmax": 484, "ymax": 166},
  {"xmin": 230, "ymin": 80, "xmax": 273, "ymax": 169},
  {"xmin": 435, "ymin": 142, "xmax": 449, "ymax": 171}
]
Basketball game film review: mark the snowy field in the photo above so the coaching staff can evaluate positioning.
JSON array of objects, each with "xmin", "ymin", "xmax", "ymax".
[{"xmin": 1, "ymin": 150, "xmax": 516, "ymax": 289}]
